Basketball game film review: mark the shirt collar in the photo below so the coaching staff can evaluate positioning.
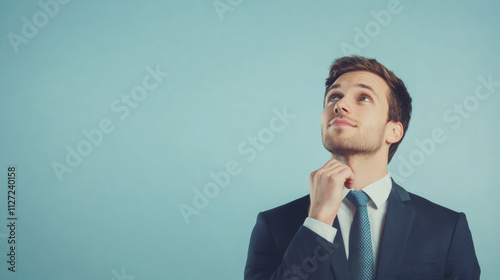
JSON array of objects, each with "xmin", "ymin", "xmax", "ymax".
[{"xmin": 342, "ymin": 172, "xmax": 392, "ymax": 209}]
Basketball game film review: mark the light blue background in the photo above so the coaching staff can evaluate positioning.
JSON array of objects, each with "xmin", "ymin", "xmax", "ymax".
[{"xmin": 0, "ymin": 0, "xmax": 498, "ymax": 279}]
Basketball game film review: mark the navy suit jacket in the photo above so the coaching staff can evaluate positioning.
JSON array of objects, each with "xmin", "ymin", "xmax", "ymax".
[{"xmin": 245, "ymin": 180, "xmax": 480, "ymax": 280}]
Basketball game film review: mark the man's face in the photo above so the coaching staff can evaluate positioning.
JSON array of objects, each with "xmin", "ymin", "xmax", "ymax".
[{"xmin": 321, "ymin": 71, "xmax": 393, "ymax": 157}]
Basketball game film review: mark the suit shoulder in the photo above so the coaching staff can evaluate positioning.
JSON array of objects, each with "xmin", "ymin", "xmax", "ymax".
[
  {"xmin": 408, "ymin": 191, "xmax": 457, "ymax": 212},
  {"xmin": 262, "ymin": 194, "xmax": 310, "ymax": 216},
  {"xmin": 259, "ymin": 195, "xmax": 310, "ymax": 227},
  {"xmin": 392, "ymin": 182, "xmax": 461, "ymax": 217},
  {"xmin": 406, "ymin": 190, "xmax": 463, "ymax": 222}
]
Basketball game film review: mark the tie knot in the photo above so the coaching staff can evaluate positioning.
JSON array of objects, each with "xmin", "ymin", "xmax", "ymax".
[{"xmin": 347, "ymin": 190, "xmax": 369, "ymax": 208}]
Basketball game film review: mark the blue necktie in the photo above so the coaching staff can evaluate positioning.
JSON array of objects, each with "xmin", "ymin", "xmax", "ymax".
[{"xmin": 347, "ymin": 190, "xmax": 375, "ymax": 280}]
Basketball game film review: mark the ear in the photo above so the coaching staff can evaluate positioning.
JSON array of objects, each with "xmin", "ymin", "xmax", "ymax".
[{"xmin": 386, "ymin": 121, "xmax": 403, "ymax": 145}]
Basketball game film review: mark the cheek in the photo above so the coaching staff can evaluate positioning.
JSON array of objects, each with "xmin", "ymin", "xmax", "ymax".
[
  {"xmin": 359, "ymin": 109, "xmax": 386, "ymax": 129},
  {"xmin": 356, "ymin": 109, "xmax": 371, "ymax": 121}
]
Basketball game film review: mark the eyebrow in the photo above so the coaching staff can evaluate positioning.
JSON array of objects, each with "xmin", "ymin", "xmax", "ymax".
[{"xmin": 327, "ymin": 83, "xmax": 378, "ymax": 97}]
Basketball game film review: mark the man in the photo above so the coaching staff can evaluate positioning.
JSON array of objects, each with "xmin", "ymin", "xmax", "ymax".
[{"xmin": 244, "ymin": 56, "xmax": 480, "ymax": 279}]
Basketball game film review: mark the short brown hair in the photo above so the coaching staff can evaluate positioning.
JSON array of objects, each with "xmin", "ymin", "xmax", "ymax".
[{"xmin": 324, "ymin": 56, "xmax": 412, "ymax": 162}]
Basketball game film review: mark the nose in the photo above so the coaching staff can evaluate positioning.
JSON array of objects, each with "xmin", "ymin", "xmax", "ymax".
[{"xmin": 333, "ymin": 99, "xmax": 350, "ymax": 114}]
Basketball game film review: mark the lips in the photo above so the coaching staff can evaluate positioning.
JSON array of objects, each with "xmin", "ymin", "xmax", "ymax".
[{"xmin": 329, "ymin": 119, "xmax": 356, "ymax": 127}]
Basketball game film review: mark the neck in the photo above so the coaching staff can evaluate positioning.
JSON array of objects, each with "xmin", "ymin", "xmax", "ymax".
[{"xmin": 332, "ymin": 152, "xmax": 388, "ymax": 191}]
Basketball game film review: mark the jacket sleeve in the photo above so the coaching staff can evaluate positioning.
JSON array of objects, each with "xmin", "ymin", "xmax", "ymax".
[
  {"xmin": 244, "ymin": 212, "xmax": 338, "ymax": 280},
  {"xmin": 445, "ymin": 212, "xmax": 481, "ymax": 279}
]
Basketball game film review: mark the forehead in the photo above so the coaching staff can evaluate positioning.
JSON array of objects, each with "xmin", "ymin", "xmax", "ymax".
[{"xmin": 329, "ymin": 71, "xmax": 390, "ymax": 98}]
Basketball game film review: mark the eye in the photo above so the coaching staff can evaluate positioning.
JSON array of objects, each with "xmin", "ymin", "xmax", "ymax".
[
  {"xmin": 328, "ymin": 94, "xmax": 341, "ymax": 102},
  {"xmin": 359, "ymin": 95, "xmax": 371, "ymax": 102}
]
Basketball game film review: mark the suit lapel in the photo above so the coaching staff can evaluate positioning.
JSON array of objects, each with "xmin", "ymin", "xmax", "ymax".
[
  {"xmin": 375, "ymin": 180, "xmax": 416, "ymax": 280},
  {"xmin": 330, "ymin": 217, "xmax": 351, "ymax": 279}
]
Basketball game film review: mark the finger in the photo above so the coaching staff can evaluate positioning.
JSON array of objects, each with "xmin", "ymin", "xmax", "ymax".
[
  {"xmin": 318, "ymin": 158, "xmax": 338, "ymax": 171},
  {"xmin": 325, "ymin": 162, "xmax": 350, "ymax": 175},
  {"xmin": 311, "ymin": 159, "xmax": 337, "ymax": 182},
  {"xmin": 322, "ymin": 168, "xmax": 350, "ymax": 187},
  {"xmin": 309, "ymin": 170, "xmax": 317, "ymax": 180},
  {"xmin": 340, "ymin": 169, "xmax": 355, "ymax": 189}
]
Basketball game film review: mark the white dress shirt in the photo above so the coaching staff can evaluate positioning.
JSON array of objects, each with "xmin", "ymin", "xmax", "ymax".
[{"xmin": 303, "ymin": 172, "xmax": 392, "ymax": 266}]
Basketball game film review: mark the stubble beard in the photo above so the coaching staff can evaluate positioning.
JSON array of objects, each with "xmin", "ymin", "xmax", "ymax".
[{"xmin": 321, "ymin": 126, "xmax": 385, "ymax": 157}]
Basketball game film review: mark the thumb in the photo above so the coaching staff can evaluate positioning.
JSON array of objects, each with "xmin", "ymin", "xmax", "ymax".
[{"xmin": 344, "ymin": 172, "xmax": 356, "ymax": 189}]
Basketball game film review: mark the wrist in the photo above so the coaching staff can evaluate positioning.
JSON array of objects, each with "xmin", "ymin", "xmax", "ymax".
[{"xmin": 308, "ymin": 211, "xmax": 337, "ymax": 226}]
